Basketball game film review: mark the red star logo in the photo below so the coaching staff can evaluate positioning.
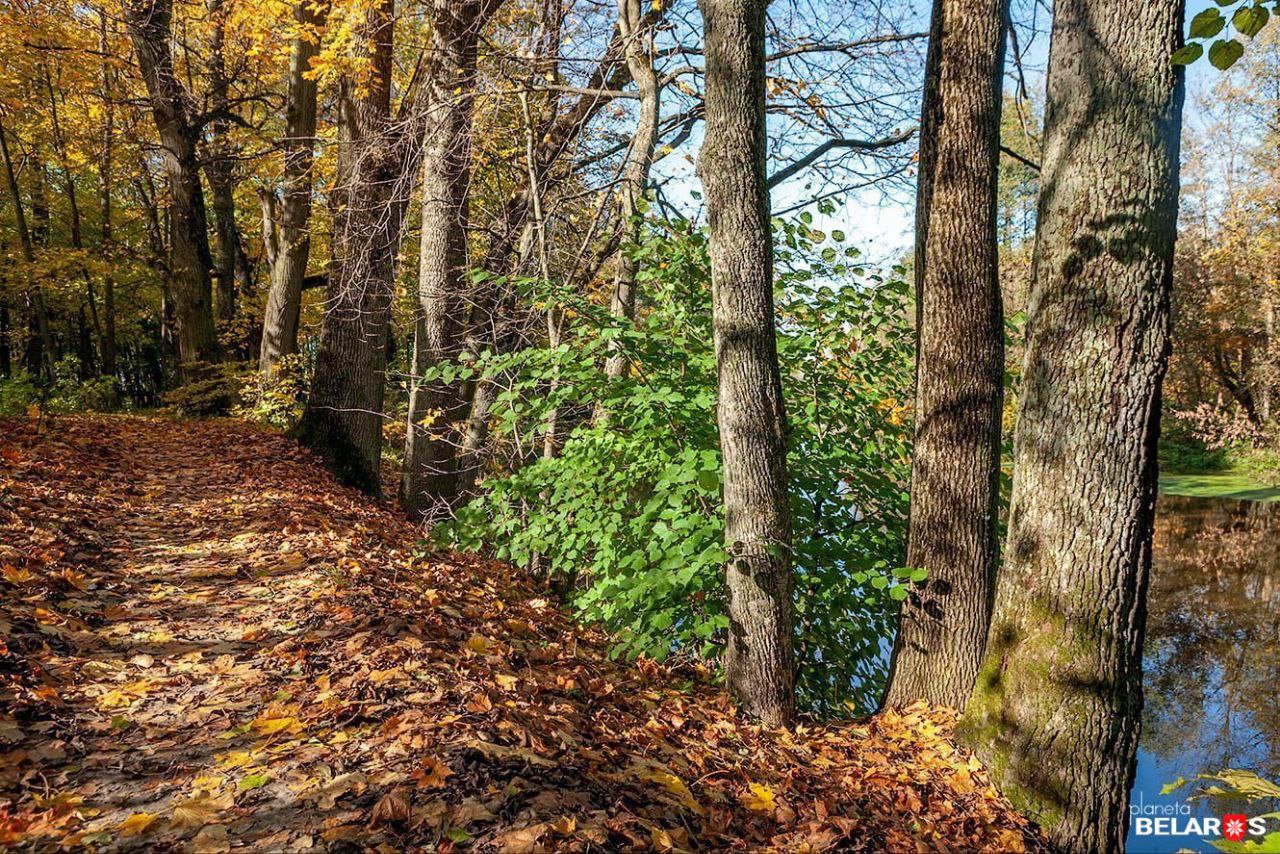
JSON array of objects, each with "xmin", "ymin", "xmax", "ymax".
[{"xmin": 1223, "ymin": 814, "xmax": 1248, "ymax": 842}]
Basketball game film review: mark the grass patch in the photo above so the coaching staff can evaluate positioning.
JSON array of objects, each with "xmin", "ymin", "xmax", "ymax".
[{"xmin": 1158, "ymin": 472, "xmax": 1280, "ymax": 502}]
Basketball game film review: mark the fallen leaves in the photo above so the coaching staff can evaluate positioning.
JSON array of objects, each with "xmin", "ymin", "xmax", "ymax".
[
  {"xmin": 740, "ymin": 781, "xmax": 778, "ymax": 813},
  {"xmin": 0, "ymin": 416, "xmax": 1046, "ymax": 852},
  {"xmin": 171, "ymin": 791, "xmax": 232, "ymax": 829},
  {"xmin": 116, "ymin": 812, "xmax": 157, "ymax": 838},
  {"xmin": 190, "ymin": 823, "xmax": 231, "ymax": 853},
  {"xmin": 411, "ymin": 756, "xmax": 454, "ymax": 790},
  {"xmin": 636, "ymin": 762, "xmax": 704, "ymax": 814}
]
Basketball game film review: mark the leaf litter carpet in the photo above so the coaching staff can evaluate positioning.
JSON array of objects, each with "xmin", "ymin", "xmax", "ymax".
[{"xmin": 0, "ymin": 415, "xmax": 1043, "ymax": 851}]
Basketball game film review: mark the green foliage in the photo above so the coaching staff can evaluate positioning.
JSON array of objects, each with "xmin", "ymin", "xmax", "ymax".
[
  {"xmin": 435, "ymin": 216, "xmax": 915, "ymax": 715},
  {"xmin": 238, "ymin": 354, "xmax": 312, "ymax": 427},
  {"xmin": 163, "ymin": 363, "xmax": 245, "ymax": 417},
  {"xmin": 0, "ymin": 360, "xmax": 118, "ymax": 416},
  {"xmin": 1177, "ymin": 2, "xmax": 1272, "ymax": 69},
  {"xmin": 1160, "ymin": 440, "xmax": 1231, "ymax": 473},
  {"xmin": 0, "ymin": 373, "xmax": 42, "ymax": 416}
]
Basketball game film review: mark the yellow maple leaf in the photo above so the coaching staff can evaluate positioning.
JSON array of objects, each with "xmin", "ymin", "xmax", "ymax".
[
  {"xmin": 250, "ymin": 712, "xmax": 303, "ymax": 737},
  {"xmin": 740, "ymin": 782, "xmax": 777, "ymax": 813},
  {"xmin": 640, "ymin": 765, "xmax": 703, "ymax": 814},
  {"xmin": 1, "ymin": 564, "xmax": 35, "ymax": 585},
  {"xmin": 117, "ymin": 812, "xmax": 157, "ymax": 837}
]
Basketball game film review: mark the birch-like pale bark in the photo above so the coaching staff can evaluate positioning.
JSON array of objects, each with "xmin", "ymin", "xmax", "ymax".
[{"xmin": 259, "ymin": 0, "xmax": 327, "ymax": 377}]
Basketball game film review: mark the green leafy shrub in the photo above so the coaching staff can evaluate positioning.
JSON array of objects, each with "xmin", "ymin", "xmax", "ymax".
[
  {"xmin": 436, "ymin": 215, "xmax": 915, "ymax": 714},
  {"xmin": 1, "ymin": 361, "xmax": 119, "ymax": 416},
  {"xmin": 238, "ymin": 353, "xmax": 312, "ymax": 427},
  {"xmin": 163, "ymin": 362, "xmax": 245, "ymax": 417},
  {"xmin": 1160, "ymin": 440, "xmax": 1231, "ymax": 473},
  {"xmin": 0, "ymin": 373, "xmax": 41, "ymax": 416}
]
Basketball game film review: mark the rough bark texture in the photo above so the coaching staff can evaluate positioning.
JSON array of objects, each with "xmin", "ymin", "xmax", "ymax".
[
  {"xmin": 697, "ymin": 0, "xmax": 794, "ymax": 727},
  {"xmin": 125, "ymin": 0, "xmax": 219, "ymax": 375},
  {"xmin": 294, "ymin": 0, "xmax": 397, "ymax": 494},
  {"xmin": 883, "ymin": 0, "xmax": 1008, "ymax": 711},
  {"xmin": 258, "ymin": 0, "xmax": 326, "ymax": 375},
  {"xmin": 603, "ymin": 0, "xmax": 661, "ymax": 381},
  {"xmin": 100, "ymin": 23, "xmax": 118, "ymax": 379},
  {"xmin": 956, "ymin": 1, "xmax": 1185, "ymax": 850},
  {"xmin": 204, "ymin": 0, "xmax": 252, "ymax": 324},
  {"xmin": 401, "ymin": 0, "xmax": 503, "ymax": 522}
]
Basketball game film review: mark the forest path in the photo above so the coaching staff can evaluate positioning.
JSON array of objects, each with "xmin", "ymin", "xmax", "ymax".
[
  {"xmin": 1, "ymin": 415, "xmax": 427, "ymax": 850},
  {"xmin": 1, "ymin": 415, "xmax": 1042, "ymax": 852}
]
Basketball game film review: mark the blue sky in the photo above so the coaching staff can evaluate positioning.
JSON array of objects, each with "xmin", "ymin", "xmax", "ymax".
[{"xmin": 788, "ymin": 0, "xmax": 1231, "ymax": 264}]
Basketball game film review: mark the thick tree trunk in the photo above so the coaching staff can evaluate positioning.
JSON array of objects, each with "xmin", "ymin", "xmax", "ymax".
[
  {"xmin": 698, "ymin": 0, "xmax": 794, "ymax": 727},
  {"xmin": 294, "ymin": 0, "xmax": 398, "ymax": 495},
  {"xmin": 125, "ymin": 0, "xmax": 219, "ymax": 377},
  {"xmin": 258, "ymin": 0, "xmax": 326, "ymax": 377},
  {"xmin": 603, "ymin": 0, "xmax": 661, "ymax": 381},
  {"xmin": 956, "ymin": 1, "xmax": 1185, "ymax": 849},
  {"xmin": 883, "ymin": 0, "xmax": 1008, "ymax": 710},
  {"xmin": 401, "ymin": 0, "xmax": 505, "ymax": 521},
  {"xmin": 0, "ymin": 115, "xmax": 56, "ymax": 382}
]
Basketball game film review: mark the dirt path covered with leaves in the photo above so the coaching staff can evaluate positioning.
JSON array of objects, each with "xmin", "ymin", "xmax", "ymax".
[{"xmin": 1, "ymin": 415, "xmax": 1042, "ymax": 852}]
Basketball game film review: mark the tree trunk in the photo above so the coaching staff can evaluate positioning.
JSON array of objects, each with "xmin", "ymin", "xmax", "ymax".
[
  {"xmin": 43, "ymin": 67, "xmax": 84, "ymax": 251},
  {"xmin": 401, "ymin": 0, "xmax": 505, "ymax": 521},
  {"xmin": 603, "ymin": 0, "xmax": 661, "ymax": 381},
  {"xmin": 258, "ymin": 0, "xmax": 327, "ymax": 377},
  {"xmin": 0, "ymin": 115, "xmax": 56, "ymax": 382},
  {"xmin": 294, "ymin": 0, "xmax": 398, "ymax": 495},
  {"xmin": 125, "ymin": 0, "xmax": 219, "ymax": 377},
  {"xmin": 883, "ymin": 0, "xmax": 1008, "ymax": 710},
  {"xmin": 956, "ymin": 1, "xmax": 1185, "ymax": 849},
  {"xmin": 100, "ymin": 17, "xmax": 118, "ymax": 380},
  {"xmin": 697, "ymin": 0, "xmax": 794, "ymax": 727}
]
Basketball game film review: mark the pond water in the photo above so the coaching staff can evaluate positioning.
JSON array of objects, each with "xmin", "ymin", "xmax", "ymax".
[{"xmin": 1126, "ymin": 496, "xmax": 1280, "ymax": 853}]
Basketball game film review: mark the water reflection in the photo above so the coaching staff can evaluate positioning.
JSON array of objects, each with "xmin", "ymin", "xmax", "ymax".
[{"xmin": 1127, "ymin": 496, "xmax": 1280, "ymax": 852}]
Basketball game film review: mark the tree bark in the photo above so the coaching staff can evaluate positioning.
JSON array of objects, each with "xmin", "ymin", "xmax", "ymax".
[
  {"xmin": 0, "ymin": 115, "xmax": 56, "ymax": 382},
  {"xmin": 883, "ymin": 0, "xmax": 1008, "ymax": 710},
  {"xmin": 100, "ymin": 14, "xmax": 118, "ymax": 380},
  {"xmin": 401, "ymin": 0, "xmax": 506, "ymax": 521},
  {"xmin": 258, "ymin": 0, "xmax": 327, "ymax": 377},
  {"xmin": 697, "ymin": 0, "xmax": 794, "ymax": 726},
  {"xmin": 203, "ymin": 0, "xmax": 251, "ymax": 324},
  {"xmin": 602, "ymin": 0, "xmax": 661, "ymax": 381},
  {"xmin": 125, "ymin": 0, "xmax": 219, "ymax": 376},
  {"xmin": 294, "ymin": 0, "xmax": 398, "ymax": 495},
  {"xmin": 956, "ymin": 1, "xmax": 1185, "ymax": 849}
]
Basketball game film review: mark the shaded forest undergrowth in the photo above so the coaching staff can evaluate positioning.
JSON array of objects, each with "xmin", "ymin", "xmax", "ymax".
[{"xmin": 0, "ymin": 415, "xmax": 1042, "ymax": 852}]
